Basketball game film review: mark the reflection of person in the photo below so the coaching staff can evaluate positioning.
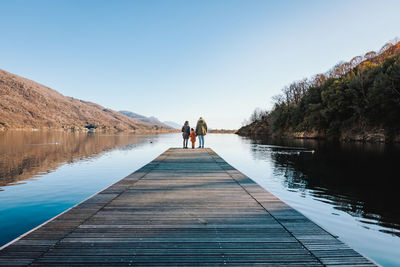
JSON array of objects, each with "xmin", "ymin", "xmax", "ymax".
[
  {"xmin": 189, "ymin": 128, "xmax": 196, "ymax": 149},
  {"xmin": 181, "ymin": 121, "xmax": 190, "ymax": 149},
  {"xmin": 195, "ymin": 117, "xmax": 207, "ymax": 148}
]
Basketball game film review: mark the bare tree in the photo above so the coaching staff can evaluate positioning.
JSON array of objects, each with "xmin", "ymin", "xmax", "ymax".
[
  {"xmin": 326, "ymin": 61, "xmax": 345, "ymax": 78},
  {"xmin": 282, "ymin": 78, "xmax": 313, "ymax": 105},
  {"xmin": 364, "ymin": 51, "xmax": 377, "ymax": 60},
  {"xmin": 272, "ymin": 94, "xmax": 285, "ymax": 105},
  {"xmin": 350, "ymin": 56, "xmax": 363, "ymax": 68},
  {"xmin": 249, "ymin": 108, "xmax": 267, "ymax": 123},
  {"xmin": 379, "ymin": 42, "xmax": 394, "ymax": 54},
  {"xmin": 311, "ymin": 74, "xmax": 326, "ymax": 87}
]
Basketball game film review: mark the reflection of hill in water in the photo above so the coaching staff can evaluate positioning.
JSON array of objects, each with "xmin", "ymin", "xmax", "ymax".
[
  {"xmin": 248, "ymin": 138, "xmax": 400, "ymax": 237},
  {"xmin": 0, "ymin": 131, "xmax": 153, "ymax": 188}
]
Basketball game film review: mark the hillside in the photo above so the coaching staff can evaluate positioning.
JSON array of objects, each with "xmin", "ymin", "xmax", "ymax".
[
  {"xmin": 0, "ymin": 69, "xmax": 171, "ymax": 132},
  {"xmin": 119, "ymin": 111, "xmax": 172, "ymax": 130},
  {"xmin": 237, "ymin": 40, "xmax": 400, "ymax": 142}
]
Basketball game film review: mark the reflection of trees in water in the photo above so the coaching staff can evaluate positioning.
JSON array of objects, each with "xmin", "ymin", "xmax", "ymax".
[
  {"xmin": 248, "ymin": 137, "xmax": 400, "ymax": 237},
  {"xmin": 0, "ymin": 131, "xmax": 154, "ymax": 187}
]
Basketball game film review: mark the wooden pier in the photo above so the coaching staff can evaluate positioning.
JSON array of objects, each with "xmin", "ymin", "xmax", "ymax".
[{"xmin": 0, "ymin": 148, "xmax": 376, "ymax": 266}]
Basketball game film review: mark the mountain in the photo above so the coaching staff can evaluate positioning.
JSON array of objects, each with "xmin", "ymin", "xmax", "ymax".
[
  {"xmin": 119, "ymin": 111, "xmax": 172, "ymax": 130},
  {"xmin": 0, "ymin": 69, "xmax": 171, "ymax": 132},
  {"xmin": 237, "ymin": 40, "xmax": 400, "ymax": 142},
  {"xmin": 163, "ymin": 121, "xmax": 181, "ymax": 129}
]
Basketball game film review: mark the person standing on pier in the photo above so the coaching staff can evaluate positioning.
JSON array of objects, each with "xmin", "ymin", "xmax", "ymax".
[
  {"xmin": 181, "ymin": 121, "xmax": 190, "ymax": 148},
  {"xmin": 195, "ymin": 117, "xmax": 207, "ymax": 148}
]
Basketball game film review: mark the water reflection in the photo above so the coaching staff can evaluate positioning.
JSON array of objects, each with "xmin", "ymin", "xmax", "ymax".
[
  {"xmin": 0, "ymin": 132, "xmax": 398, "ymax": 266},
  {"xmin": 0, "ymin": 131, "xmax": 154, "ymax": 188},
  {"xmin": 246, "ymin": 137, "xmax": 400, "ymax": 237}
]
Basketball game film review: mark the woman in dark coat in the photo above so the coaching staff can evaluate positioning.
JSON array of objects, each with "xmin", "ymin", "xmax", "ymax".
[{"xmin": 181, "ymin": 121, "xmax": 190, "ymax": 148}]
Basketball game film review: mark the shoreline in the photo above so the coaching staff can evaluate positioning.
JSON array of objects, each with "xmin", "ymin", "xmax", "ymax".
[{"xmin": 236, "ymin": 131, "xmax": 400, "ymax": 143}]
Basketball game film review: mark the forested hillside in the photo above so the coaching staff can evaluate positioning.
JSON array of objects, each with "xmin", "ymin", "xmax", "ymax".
[{"xmin": 237, "ymin": 40, "xmax": 400, "ymax": 142}]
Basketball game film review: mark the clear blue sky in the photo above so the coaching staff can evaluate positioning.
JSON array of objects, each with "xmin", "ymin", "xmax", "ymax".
[{"xmin": 1, "ymin": 0, "xmax": 399, "ymax": 129}]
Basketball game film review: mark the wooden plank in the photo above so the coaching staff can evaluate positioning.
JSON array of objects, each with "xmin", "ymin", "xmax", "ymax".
[{"xmin": 0, "ymin": 148, "xmax": 376, "ymax": 266}]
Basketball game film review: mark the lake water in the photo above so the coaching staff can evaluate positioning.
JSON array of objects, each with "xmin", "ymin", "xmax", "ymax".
[{"xmin": 0, "ymin": 131, "xmax": 399, "ymax": 266}]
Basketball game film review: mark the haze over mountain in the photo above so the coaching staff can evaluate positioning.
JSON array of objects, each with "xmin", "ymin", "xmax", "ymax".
[
  {"xmin": 0, "ymin": 69, "xmax": 172, "ymax": 132},
  {"xmin": 163, "ymin": 121, "xmax": 181, "ymax": 130},
  {"xmin": 119, "ymin": 111, "xmax": 173, "ymax": 129}
]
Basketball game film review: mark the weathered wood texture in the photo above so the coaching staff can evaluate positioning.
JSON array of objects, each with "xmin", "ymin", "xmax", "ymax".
[{"xmin": 0, "ymin": 148, "xmax": 376, "ymax": 266}]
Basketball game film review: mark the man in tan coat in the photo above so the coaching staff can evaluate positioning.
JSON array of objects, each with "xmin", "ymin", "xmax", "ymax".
[{"xmin": 195, "ymin": 117, "xmax": 207, "ymax": 148}]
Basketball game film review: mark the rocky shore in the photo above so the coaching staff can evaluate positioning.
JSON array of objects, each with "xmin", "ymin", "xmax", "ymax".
[{"xmin": 236, "ymin": 121, "xmax": 400, "ymax": 143}]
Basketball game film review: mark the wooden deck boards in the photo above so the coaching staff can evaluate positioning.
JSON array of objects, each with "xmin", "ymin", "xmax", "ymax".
[{"xmin": 0, "ymin": 148, "xmax": 376, "ymax": 266}]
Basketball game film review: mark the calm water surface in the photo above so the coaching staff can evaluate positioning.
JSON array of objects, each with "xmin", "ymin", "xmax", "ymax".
[{"xmin": 0, "ymin": 131, "xmax": 399, "ymax": 266}]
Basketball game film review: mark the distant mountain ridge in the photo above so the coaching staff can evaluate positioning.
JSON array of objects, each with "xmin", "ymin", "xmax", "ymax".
[
  {"xmin": 119, "ymin": 111, "xmax": 173, "ymax": 129},
  {"xmin": 0, "ymin": 69, "xmax": 172, "ymax": 132},
  {"xmin": 163, "ymin": 121, "xmax": 181, "ymax": 129}
]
